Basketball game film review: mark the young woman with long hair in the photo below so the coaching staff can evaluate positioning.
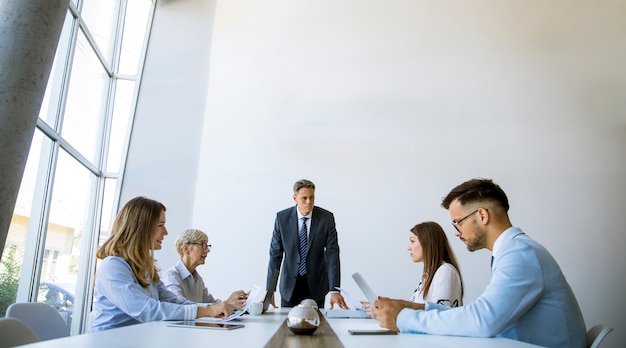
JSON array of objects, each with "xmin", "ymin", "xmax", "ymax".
[
  {"xmin": 362, "ymin": 221, "xmax": 463, "ymax": 315},
  {"xmin": 90, "ymin": 197, "xmax": 246, "ymax": 331},
  {"xmin": 408, "ymin": 221, "xmax": 463, "ymax": 307}
]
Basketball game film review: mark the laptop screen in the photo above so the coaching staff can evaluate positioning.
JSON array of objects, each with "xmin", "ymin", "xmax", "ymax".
[{"xmin": 262, "ymin": 269, "xmax": 279, "ymax": 313}]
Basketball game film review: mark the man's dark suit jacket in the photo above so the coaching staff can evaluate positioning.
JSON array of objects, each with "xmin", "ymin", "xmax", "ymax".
[{"xmin": 267, "ymin": 205, "xmax": 341, "ymax": 305}]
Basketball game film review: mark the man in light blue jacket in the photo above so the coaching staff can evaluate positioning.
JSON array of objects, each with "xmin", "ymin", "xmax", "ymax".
[{"xmin": 373, "ymin": 178, "xmax": 586, "ymax": 348}]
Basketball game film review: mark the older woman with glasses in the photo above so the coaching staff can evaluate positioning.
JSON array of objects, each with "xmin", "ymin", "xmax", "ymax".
[{"xmin": 163, "ymin": 229, "xmax": 246, "ymax": 306}]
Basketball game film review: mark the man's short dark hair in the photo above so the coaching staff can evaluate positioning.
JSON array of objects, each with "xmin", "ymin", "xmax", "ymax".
[
  {"xmin": 441, "ymin": 178, "xmax": 509, "ymax": 212},
  {"xmin": 293, "ymin": 179, "xmax": 315, "ymax": 194}
]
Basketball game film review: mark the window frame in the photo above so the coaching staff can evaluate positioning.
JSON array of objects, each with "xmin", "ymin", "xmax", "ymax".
[{"xmin": 12, "ymin": 0, "xmax": 156, "ymax": 335}]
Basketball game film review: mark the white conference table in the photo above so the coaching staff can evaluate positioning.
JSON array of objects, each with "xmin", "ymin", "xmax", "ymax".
[{"xmin": 20, "ymin": 308, "xmax": 542, "ymax": 348}]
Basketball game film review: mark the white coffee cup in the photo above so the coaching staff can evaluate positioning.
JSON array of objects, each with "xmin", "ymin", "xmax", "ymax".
[{"xmin": 248, "ymin": 302, "xmax": 263, "ymax": 316}]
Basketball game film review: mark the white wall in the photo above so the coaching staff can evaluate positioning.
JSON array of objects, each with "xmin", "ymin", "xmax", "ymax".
[
  {"xmin": 124, "ymin": 0, "xmax": 625, "ymax": 346},
  {"xmin": 121, "ymin": 0, "xmax": 216, "ymax": 242}
]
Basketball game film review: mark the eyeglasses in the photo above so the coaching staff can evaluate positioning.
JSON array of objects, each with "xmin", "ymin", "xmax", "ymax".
[
  {"xmin": 452, "ymin": 209, "xmax": 480, "ymax": 232},
  {"xmin": 186, "ymin": 242, "xmax": 211, "ymax": 251}
]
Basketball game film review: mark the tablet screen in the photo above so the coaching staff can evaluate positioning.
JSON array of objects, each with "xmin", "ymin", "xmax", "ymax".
[
  {"xmin": 167, "ymin": 321, "xmax": 245, "ymax": 330},
  {"xmin": 348, "ymin": 329, "xmax": 397, "ymax": 335},
  {"xmin": 352, "ymin": 272, "xmax": 378, "ymax": 304}
]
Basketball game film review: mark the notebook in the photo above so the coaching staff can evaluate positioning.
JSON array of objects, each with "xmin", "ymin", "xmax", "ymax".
[
  {"xmin": 351, "ymin": 272, "xmax": 378, "ymax": 304},
  {"xmin": 262, "ymin": 268, "xmax": 279, "ymax": 313}
]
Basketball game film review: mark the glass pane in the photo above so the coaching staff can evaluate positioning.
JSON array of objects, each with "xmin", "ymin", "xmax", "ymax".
[
  {"xmin": 106, "ymin": 79, "xmax": 134, "ymax": 173},
  {"xmin": 39, "ymin": 11, "xmax": 74, "ymax": 129},
  {"xmin": 62, "ymin": 30, "xmax": 109, "ymax": 164},
  {"xmin": 118, "ymin": 0, "xmax": 152, "ymax": 75},
  {"xmin": 36, "ymin": 283, "xmax": 74, "ymax": 316},
  {"xmin": 2, "ymin": 132, "xmax": 51, "ymax": 317},
  {"xmin": 0, "ymin": 243, "xmax": 21, "ymax": 317},
  {"xmin": 99, "ymin": 178, "xmax": 117, "ymax": 245},
  {"xmin": 37, "ymin": 149, "xmax": 95, "ymax": 329},
  {"xmin": 80, "ymin": 0, "xmax": 120, "ymax": 66}
]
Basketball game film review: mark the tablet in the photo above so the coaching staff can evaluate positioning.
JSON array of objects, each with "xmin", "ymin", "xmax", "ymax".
[
  {"xmin": 348, "ymin": 329, "xmax": 397, "ymax": 335},
  {"xmin": 351, "ymin": 272, "xmax": 378, "ymax": 304},
  {"xmin": 167, "ymin": 321, "xmax": 244, "ymax": 330}
]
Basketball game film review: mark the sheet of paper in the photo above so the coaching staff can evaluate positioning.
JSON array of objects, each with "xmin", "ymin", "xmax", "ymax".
[
  {"xmin": 335, "ymin": 287, "xmax": 364, "ymax": 310},
  {"xmin": 196, "ymin": 284, "xmax": 262, "ymax": 323},
  {"xmin": 221, "ymin": 284, "xmax": 261, "ymax": 322}
]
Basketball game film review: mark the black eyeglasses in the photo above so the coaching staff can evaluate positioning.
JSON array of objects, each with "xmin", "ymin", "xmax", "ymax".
[
  {"xmin": 186, "ymin": 242, "xmax": 211, "ymax": 251},
  {"xmin": 452, "ymin": 209, "xmax": 480, "ymax": 232}
]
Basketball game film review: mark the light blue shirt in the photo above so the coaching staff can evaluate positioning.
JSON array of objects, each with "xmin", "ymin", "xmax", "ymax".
[
  {"xmin": 397, "ymin": 227, "xmax": 586, "ymax": 348},
  {"xmin": 162, "ymin": 260, "xmax": 220, "ymax": 304},
  {"xmin": 91, "ymin": 256, "xmax": 198, "ymax": 331}
]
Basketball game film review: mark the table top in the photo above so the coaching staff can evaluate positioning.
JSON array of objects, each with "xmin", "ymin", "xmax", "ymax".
[
  {"xmin": 20, "ymin": 308, "xmax": 542, "ymax": 348},
  {"xmin": 265, "ymin": 309, "xmax": 343, "ymax": 348}
]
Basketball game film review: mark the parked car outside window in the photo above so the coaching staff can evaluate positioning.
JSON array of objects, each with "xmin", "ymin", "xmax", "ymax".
[{"xmin": 37, "ymin": 282, "xmax": 74, "ymax": 327}]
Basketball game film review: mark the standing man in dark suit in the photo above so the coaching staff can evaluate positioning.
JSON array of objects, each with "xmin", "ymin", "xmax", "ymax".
[{"xmin": 267, "ymin": 179, "xmax": 349, "ymax": 309}]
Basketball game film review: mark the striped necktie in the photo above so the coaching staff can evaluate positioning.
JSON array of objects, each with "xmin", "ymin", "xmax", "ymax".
[{"xmin": 298, "ymin": 217, "xmax": 309, "ymax": 276}]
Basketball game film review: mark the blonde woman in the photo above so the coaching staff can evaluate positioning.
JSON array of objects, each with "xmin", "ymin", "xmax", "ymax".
[
  {"xmin": 90, "ymin": 197, "xmax": 246, "ymax": 331},
  {"xmin": 163, "ymin": 229, "xmax": 244, "ymax": 306}
]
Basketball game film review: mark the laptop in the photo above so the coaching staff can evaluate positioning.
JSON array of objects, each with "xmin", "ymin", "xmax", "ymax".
[
  {"xmin": 262, "ymin": 268, "xmax": 279, "ymax": 313},
  {"xmin": 351, "ymin": 272, "xmax": 378, "ymax": 304}
]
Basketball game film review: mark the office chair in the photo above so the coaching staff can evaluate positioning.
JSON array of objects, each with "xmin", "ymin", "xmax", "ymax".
[
  {"xmin": 0, "ymin": 317, "xmax": 40, "ymax": 348},
  {"xmin": 6, "ymin": 302, "xmax": 70, "ymax": 341},
  {"xmin": 587, "ymin": 324, "xmax": 614, "ymax": 348}
]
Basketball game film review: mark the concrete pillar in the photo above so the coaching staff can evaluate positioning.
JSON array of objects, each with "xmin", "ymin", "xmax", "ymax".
[{"xmin": 0, "ymin": 0, "xmax": 69, "ymax": 260}]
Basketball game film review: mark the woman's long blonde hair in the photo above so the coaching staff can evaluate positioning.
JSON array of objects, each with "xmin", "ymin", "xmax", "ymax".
[{"xmin": 96, "ymin": 196, "xmax": 165, "ymax": 288}]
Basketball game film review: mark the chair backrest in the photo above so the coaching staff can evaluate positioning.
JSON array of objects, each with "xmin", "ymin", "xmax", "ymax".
[
  {"xmin": 6, "ymin": 302, "xmax": 70, "ymax": 341},
  {"xmin": 0, "ymin": 317, "xmax": 40, "ymax": 348},
  {"xmin": 587, "ymin": 324, "xmax": 614, "ymax": 348}
]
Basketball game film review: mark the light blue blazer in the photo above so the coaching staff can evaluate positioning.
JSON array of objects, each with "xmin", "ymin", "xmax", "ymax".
[{"xmin": 397, "ymin": 227, "xmax": 587, "ymax": 348}]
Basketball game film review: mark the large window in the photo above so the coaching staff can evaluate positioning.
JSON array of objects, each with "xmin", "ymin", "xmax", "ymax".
[{"xmin": 0, "ymin": 0, "xmax": 155, "ymax": 335}]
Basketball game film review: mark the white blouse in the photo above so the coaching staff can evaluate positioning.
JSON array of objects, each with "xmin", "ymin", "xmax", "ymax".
[{"xmin": 411, "ymin": 262, "xmax": 462, "ymax": 307}]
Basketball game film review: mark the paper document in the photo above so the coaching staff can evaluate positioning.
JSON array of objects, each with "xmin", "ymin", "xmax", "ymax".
[
  {"xmin": 324, "ymin": 287, "xmax": 370, "ymax": 318},
  {"xmin": 198, "ymin": 284, "xmax": 261, "ymax": 323},
  {"xmin": 223, "ymin": 284, "xmax": 261, "ymax": 322},
  {"xmin": 335, "ymin": 287, "xmax": 363, "ymax": 310}
]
